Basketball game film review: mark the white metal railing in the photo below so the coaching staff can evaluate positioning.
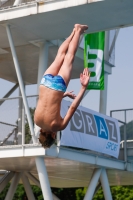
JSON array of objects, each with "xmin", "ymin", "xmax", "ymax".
[
  {"xmin": 0, "ymin": 0, "xmax": 56, "ymax": 9},
  {"xmin": 0, "ymin": 94, "xmax": 132, "ymax": 163},
  {"xmin": 111, "ymin": 109, "xmax": 133, "ymax": 162},
  {"xmin": 0, "ymin": 127, "xmax": 17, "ymax": 146},
  {"xmin": 0, "ymin": 94, "xmax": 61, "ymax": 147},
  {"xmin": 0, "ymin": 95, "xmax": 38, "ymax": 146},
  {"xmin": 0, "ymin": 0, "xmax": 35, "ymax": 9},
  {"xmin": 121, "ymin": 140, "xmax": 133, "ymax": 148}
]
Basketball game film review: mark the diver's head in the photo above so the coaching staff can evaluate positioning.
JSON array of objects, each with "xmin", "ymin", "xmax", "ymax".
[{"xmin": 38, "ymin": 129, "xmax": 56, "ymax": 148}]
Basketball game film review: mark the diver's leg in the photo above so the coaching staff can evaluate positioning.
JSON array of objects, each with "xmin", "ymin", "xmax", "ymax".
[
  {"xmin": 44, "ymin": 28, "xmax": 75, "ymax": 76},
  {"xmin": 58, "ymin": 24, "xmax": 88, "ymax": 86}
]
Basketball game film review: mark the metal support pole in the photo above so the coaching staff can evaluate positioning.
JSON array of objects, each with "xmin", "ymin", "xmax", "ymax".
[
  {"xmin": 22, "ymin": 99, "xmax": 25, "ymax": 145},
  {"xmin": 57, "ymin": 131, "xmax": 60, "ymax": 147},
  {"xmin": 35, "ymin": 157, "xmax": 53, "ymax": 200},
  {"xmin": 25, "ymin": 172, "xmax": 60, "ymax": 200},
  {"xmin": 18, "ymin": 88, "xmax": 22, "ymax": 144},
  {"xmin": 21, "ymin": 174, "xmax": 36, "ymax": 200},
  {"xmin": 5, "ymin": 172, "xmax": 21, "ymax": 200},
  {"xmin": 6, "ymin": 24, "xmax": 36, "ymax": 143},
  {"xmin": 124, "ymin": 123, "xmax": 127, "ymax": 163},
  {"xmin": 124, "ymin": 111, "xmax": 127, "ymax": 163},
  {"xmin": 14, "ymin": 127, "xmax": 18, "ymax": 145},
  {"xmin": 99, "ymin": 73, "xmax": 108, "ymax": 114},
  {"xmin": 99, "ymin": 31, "xmax": 109, "ymax": 114},
  {"xmin": 109, "ymin": 29, "xmax": 120, "ymax": 57},
  {"xmin": 0, "ymin": 172, "xmax": 15, "ymax": 193},
  {"xmin": 25, "ymin": 172, "xmax": 40, "ymax": 187},
  {"xmin": 84, "ymin": 168, "xmax": 102, "ymax": 200},
  {"xmin": 35, "ymin": 42, "xmax": 53, "ymax": 200},
  {"xmin": 100, "ymin": 169, "xmax": 112, "ymax": 200},
  {"xmin": 14, "ymin": 0, "xmax": 23, "ymax": 6},
  {"xmin": 93, "ymin": 182, "xmax": 101, "ymax": 197},
  {"xmin": 35, "ymin": 42, "xmax": 49, "ymax": 139},
  {"xmin": 37, "ymin": 42, "xmax": 49, "ymax": 91}
]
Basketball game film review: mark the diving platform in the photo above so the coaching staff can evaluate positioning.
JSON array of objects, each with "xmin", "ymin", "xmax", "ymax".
[
  {"xmin": 0, "ymin": 0, "xmax": 133, "ymax": 200},
  {"xmin": 0, "ymin": 144, "xmax": 133, "ymax": 188}
]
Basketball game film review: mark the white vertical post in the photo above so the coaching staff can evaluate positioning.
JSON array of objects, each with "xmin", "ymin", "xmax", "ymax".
[
  {"xmin": 35, "ymin": 157, "xmax": 53, "ymax": 200},
  {"xmin": 35, "ymin": 42, "xmax": 49, "ymax": 139},
  {"xmin": 35, "ymin": 41, "xmax": 53, "ymax": 200},
  {"xmin": 22, "ymin": 99, "xmax": 25, "ymax": 145},
  {"xmin": 84, "ymin": 168, "xmax": 102, "ymax": 200},
  {"xmin": 99, "ymin": 31, "xmax": 109, "ymax": 114},
  {"xmin": 21, "ymin": 174, "xmax": 36, "ymax": 200},
  {"xmin": 37, "ymin": 42, "xmax": 49, "ymax": 91},
  {"xmin": 18, "ymin": 88, "xmax": 22, "ymax": 144},
  {"xmin": 57, "ymin": 131, "xmax": 60, "ymax": 147},
  {"xmin": 14, "ymin": 128, "xmax": 18, "ymax": 145},
  {"xmin": 6, "ymin": 24, "xmax": 36, "ymax": 143},
  {"xmin": 13, "ymin": 0, "xmax": 23, "ymax": 6},
  {"xmin": 5, "ymin": 172, "xmax": 21, "ymax": 200},
  {"xmin": 124, "ymin": 111, "xmax": 127, "ymax": 163},
  {"xmin": 100, "ymin": 169, "xmax": 112, "ymax": 200}
]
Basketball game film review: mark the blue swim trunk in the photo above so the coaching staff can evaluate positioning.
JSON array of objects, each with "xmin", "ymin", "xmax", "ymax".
[{"xmin": 40, "ymin": 74, "xmax": 67, "ymax": 93}]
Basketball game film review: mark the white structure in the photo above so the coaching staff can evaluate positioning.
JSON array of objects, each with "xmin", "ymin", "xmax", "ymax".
[{"xmin": 0, "ymin": 0, "xmax": 133, "ymax": 200}]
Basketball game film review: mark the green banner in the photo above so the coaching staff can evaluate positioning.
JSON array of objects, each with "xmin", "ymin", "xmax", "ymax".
[{"xmin": 84, "ymin": 32, "xmax": 105, "ymax": 90}]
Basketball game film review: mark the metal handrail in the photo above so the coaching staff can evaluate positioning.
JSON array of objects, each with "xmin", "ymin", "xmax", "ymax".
[
  {"xmin": 110, "ymin": 109, "xmax": 133, "ymax": 163},
  {"xmin": 0, "ymin": 94, "xmax": 38, "ymax": 146},
  {"xmin": 110, "ymin": 108, "xmax": 133, "ymax": 113},
  {"xmin": 0, "ymin": 94, "xmax": 38, "ymax": 102},
  {"xmin": 0, "ymin": 0, "xmax": 35, "ymax": 9},
  {"xmin": 118, "ymin": 120, "xmax": 127, "ymax": 163},
  {"xmin": 0, "ymin": 127, "xmax": 17, "ymax": 146},
  {"xmin": 0, "ymin": 121, "xmax": 17, "ymax": 127}
]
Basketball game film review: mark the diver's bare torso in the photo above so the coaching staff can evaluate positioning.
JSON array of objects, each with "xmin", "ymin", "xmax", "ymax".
[{"xmin": 34, "ymin": 85, "xmax": 64, "ymax": 132}]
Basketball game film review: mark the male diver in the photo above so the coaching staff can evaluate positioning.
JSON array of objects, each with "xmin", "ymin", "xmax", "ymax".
[{"xmin": 34, "ymin": 24, "xmax": 90, "ymax": 148}]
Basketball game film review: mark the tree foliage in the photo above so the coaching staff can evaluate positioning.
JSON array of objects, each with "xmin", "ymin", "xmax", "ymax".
[
  {"xmin": 52, "ymin": 188, "xmax": 78, "ymax": 200},
  {"xmin": 75, "ymin": 186, "xmax": 133, "ymax": 200},
  {"xmin": 1, "ymin": 184, "xmax": 133, "ymax": 200}
]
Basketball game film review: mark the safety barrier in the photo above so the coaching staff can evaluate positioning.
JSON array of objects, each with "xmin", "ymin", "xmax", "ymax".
[
  {"xmin": 0, "ymin": 0, "xmax": 53, "ymax": 9},
  {"xmin": 0, "ymin": 0, "xmax": 35, "ymax": 9},
  {"xmin": 111, "ymin": 109, "xmax": 133, "ymax": 162},
  {"xmin": 0, "ymin": 124, "xmax": 17, "ymax": 146},
  {"xmin": 110, "ymin": 109, "xmax": 133, "ymax": 146},
  {"xmin": 0, "ymin": 95, "xmax": 37, "ymax": 145},
  {"xmin": 0, "ymin": 94, "xmax": 131, "ymax": 162}
]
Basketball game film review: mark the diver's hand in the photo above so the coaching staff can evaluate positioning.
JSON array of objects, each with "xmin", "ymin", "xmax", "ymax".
[
  {"xmin": 80, "ymin": 68, "xmax": 90, "ymax": 88},
  {"xmin": 63, "ymin": 91, "xmax": 76, "ymax": 99}
]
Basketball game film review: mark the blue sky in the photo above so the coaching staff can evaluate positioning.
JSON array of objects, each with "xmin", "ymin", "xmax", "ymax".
[{"xmin": 0, "ymin": 26, "xmax": 133, "ymax": 118}]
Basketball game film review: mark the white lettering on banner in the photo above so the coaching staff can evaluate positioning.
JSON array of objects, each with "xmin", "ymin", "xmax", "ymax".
[
  {"xmin": 109, "ymin": 122, "xmax": 116, "ymax": 140},
  {"xmin": 86, "ymin": 45, "xmax": 103, "ymax": 82},
  {"xmin": 61, "ymin": 100, "xmax": 120, "ymax": 158},
  {"xmin": 100, "ymin": 120, "xmax": 107, "ymax": 136},
  {"xmin": 72, "ymin": 111, "xmax": 83, "ymax": 129},
  {"xmin": 86, "ymin": 115, "xmax": 95, "ymax": 133},
  {"xmin": 106, "ymin": 142, "xmax": 118, "ymax": 151}
]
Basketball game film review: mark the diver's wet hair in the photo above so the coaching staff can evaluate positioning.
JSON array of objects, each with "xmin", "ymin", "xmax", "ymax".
[{"xmin": 38, "ymin": 129, "xmax": 55, "ymax": 148}]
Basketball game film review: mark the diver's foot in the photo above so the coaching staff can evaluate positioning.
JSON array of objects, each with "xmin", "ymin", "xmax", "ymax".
[{"xmin": 74, "ymin": 24, "xmax": 88, "ymax": 33}]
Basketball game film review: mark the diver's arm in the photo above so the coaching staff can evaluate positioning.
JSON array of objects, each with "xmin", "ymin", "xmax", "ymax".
[{"xmin": 61, "ymin": 68, "xmax": 90, "ymax": 129}]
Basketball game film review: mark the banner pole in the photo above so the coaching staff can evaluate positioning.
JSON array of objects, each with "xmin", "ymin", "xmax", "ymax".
[{"xmin": 99, "ymin": 31, "xmax": 110, "ymax": 114}]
